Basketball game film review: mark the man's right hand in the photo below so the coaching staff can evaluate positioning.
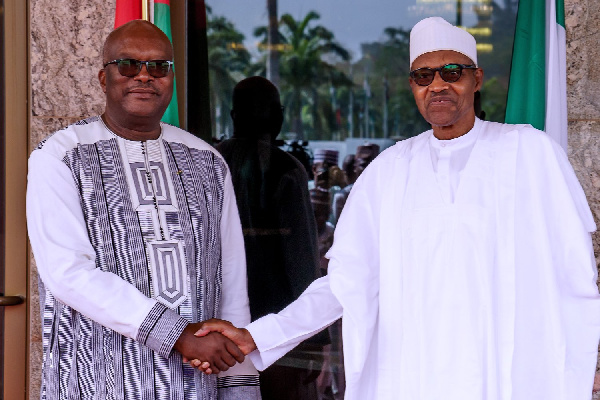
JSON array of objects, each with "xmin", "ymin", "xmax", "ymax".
[
  {"xmin": 174, "ymin": 322, "xmax": 245, "ymax": 374},
  {"xmin": 194, "ymin": 318, "xmax": 257, "ymax": 355}
]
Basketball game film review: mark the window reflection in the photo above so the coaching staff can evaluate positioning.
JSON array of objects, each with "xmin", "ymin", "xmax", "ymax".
[
  {"xmin": 206, "ymin": 2, "xmax": 517, "ymax": 398},
  {"xmin": 207, "ymin": 0, "xmax": 516, "ymax": 142}
]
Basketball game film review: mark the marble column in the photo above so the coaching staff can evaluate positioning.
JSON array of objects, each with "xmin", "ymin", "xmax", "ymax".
[
  {"xmin": 29, "ymin": 1, "xmax": 114, "ymax": 398},
  {"xmin": 30, "ymin": 0, "xmax": 112, "ymax": 146}
]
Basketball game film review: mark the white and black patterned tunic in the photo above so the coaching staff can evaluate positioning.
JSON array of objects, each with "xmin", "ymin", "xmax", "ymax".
[{"xmin": 27, "ymin": 117, "xmax": 260, "ymax": 400}]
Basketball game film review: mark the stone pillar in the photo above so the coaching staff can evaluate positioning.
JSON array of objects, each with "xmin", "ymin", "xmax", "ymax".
[
  {"xmin": 564, "ymin": 0, "xmax": 600, "ymax": 397},
  {"xmin": 29, "ymin": 1, "xmax": 114, "ymax": 398}
]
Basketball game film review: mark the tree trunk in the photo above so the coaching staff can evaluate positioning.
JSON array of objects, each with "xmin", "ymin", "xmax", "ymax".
[
  {"xmin": 266, "ymin": 0, "xmax": 280, "ymax": 87},
  {"xmin": 292, "ymin": 89, "xmax": 303, "ymax": 140},
  {"xmin": 312, "ymin": 88, "xmax": 322, "ymax": 140}
]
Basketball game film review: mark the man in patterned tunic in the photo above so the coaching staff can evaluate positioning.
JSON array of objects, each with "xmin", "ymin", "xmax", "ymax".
[{"xmin": 26, "ymin": 20, "xmax": 260, "ymax": 399}]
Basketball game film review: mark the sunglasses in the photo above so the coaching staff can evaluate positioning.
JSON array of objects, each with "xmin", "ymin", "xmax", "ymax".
[
  {"xmin": 409, "ymin": 63, "xmax": 477, "ymax": 86},
  {"xmin": 103, "ymin": 58, "xmax": 173, "ymax": 78}
]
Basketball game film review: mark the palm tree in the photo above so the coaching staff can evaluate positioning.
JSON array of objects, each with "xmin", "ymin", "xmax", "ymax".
[
  {"xmin": 353, "ymin": 26, "xmax": 429, "ymax": 138},
  {"xmin": 207, "ymin": 12, "xmax": 251, "ymax": 138},
  {"xmin": 255, "ymin": 11, "xmax": 351, "ymax": 140},
  {"xmin": 281, "ymin": 12, "xmax": 352, "ymax": 139}
]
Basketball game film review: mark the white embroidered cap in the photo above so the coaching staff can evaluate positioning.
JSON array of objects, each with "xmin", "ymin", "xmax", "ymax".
[{"xmin": 409, "ymin": 17, "xmax": 478, "ymax": 67}]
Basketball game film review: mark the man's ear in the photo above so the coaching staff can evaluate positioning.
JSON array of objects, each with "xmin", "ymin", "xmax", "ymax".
[
  {"xmin": 474, "ymin": 68, "xmax": 484, "ymax": 92},
  {"xmin": 98, "ymin": 69, "xmax": 107, "ymax": 93}
]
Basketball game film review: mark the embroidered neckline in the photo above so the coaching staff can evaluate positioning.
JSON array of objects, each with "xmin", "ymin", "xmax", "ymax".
[{"xmin": 99, "ymin": 116, "xmax": 163, "ymax": 142}]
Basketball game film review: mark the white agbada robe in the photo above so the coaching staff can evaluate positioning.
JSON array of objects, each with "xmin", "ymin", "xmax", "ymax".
[{"xmin": 247, "ymin": 118, "xmax": 600, "ymax": 400}]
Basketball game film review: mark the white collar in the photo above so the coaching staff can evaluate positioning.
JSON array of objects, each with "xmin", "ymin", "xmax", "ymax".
[
  {"xmin": 429, "ymin": 118, "xmax": 482, "ymax": 151},
  {"xmin": 100, "ymin": 117, "xmax": 164, "ymax": 142}
]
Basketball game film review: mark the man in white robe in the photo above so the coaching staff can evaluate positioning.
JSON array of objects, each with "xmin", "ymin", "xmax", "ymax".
[
  {"xmin": 194, "ymin": 16, "xmax": 600, "ymax": 400},
  {"xmin": 27, "ymin": 20, "xmax": 260, "ymax": 399}
]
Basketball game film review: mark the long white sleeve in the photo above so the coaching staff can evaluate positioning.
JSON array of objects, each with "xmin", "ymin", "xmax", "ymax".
[
  {"xmin": 246, "ymin": 275, "xmax": 342, "ymax": 370},
  {"xmin": 217, "ymin": 169, "xmax": 260, "ymax": 380},
  {"xmin": 27, "ymin": 150, "xmax": 163, "ymax": 340},
  {"xmin": 219, "ymin": 170, "xmax": 252, "ymax": 328}
]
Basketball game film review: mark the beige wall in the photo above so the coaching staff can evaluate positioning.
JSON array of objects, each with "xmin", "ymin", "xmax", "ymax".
[
  {"xmin": 30, "ymin": 0, "xmax": 111, "ymax": 147},
  {"xmin": 565, "ymin": 0, "xmax": 600, "ymax": 396},
  {"xmin": 566, "ymin": 0, "xmax": 600, "ymax": 256},
  {"xmin": 27, "ymin": 0, "xmax": 600, "ymax": 398}
]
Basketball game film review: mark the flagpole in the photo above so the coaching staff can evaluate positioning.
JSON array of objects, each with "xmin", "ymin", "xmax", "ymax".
[
  {"xmin": 142, "ymin": 0, "xmax": 150, "ymax": 21},
  {"xmin": 383, "ymin": 76, "xmax": 389, "ymax": 139},
  {"xmin": 348, "ymin": 65, "xmax": 354, "ymax": 138},
  {"xmin": 149, "ymin": 0, "xmax": 155, "ymax": 23}
]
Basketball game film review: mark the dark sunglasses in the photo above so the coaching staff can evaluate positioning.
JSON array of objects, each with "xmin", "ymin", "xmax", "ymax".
[
  {"xmin": 409, "ymin": 63, "xmax": 477, "ymax": 86},
  {"xmin": 103, "ymin": 58, "xmax": 173, "ymax": 78}
]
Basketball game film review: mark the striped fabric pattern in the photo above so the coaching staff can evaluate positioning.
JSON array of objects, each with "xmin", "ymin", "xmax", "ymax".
[
  {"xmin": 37, "ymin": 119, "xmax": 240, "ymax": 400},
  {"xmin": 217, "ymin": 375, "xmax": 261, "ymax": 388}
]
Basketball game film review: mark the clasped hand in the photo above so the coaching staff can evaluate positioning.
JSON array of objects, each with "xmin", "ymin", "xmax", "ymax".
[{"xmin": 175, "ymin": 319, "xmax": 257, "ymax": 375}]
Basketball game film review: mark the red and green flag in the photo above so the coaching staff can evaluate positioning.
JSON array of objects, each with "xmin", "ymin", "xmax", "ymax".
[{"xmin": 505, "ymin": 0, "xmax": 567, "ymax": 150}]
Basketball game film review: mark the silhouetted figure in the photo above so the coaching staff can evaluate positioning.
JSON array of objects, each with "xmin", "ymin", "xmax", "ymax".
[
  {"xmin": 310, "ymin": 188, "xmax": 340, "ymax": 400},
  {"xmin": 333, "ymin": 143, "xmax": 380, "ymax": 223},
  {"xmin": 474, "ymin": 90, "xmax": 486, "ymax": 120},
  {"xmin": 311, "ymin": 188, "xmax": 335, "ymax": 277},
  {"xmin": 312, "ymin": 149, "xmax": 347, "ymax": 190},
  {"xmin": 216, "ymin": 76, "xmax": 327, "ymax": 400},
  {"xmin": 341, "ymin": 154, "xmax": 357, "ymax": 186},
  {"xmin": 280, "ymin": 139, "xmax": 314, "ymax": 179}
]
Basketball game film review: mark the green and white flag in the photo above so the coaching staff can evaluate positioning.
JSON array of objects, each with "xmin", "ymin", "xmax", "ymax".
[
  {"xmin": 152, "ymin": 0, "xmax": 180, "ymax": 127},
  {"xmin": 505, "ymin": 0, "xmax": 567, "ymax": 150}
]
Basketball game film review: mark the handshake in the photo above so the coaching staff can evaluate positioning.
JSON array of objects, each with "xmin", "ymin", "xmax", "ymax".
[{"xmin": 173, "ymin": 319, "xmax": 256, "ymax": 374}]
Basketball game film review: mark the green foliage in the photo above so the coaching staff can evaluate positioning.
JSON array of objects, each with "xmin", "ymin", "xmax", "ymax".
[
  {"xmin": 352, "ymin": 27, "xmax": 428, "ymax": 138},
  {"xmin": 266, "ymin": 11, "xmax": 352, "ymax": 140},
  {"xmin": 207, "ymin": 11, "xmax": 252, "ymax": 138},
  {"xmin": 206, "ymin": 4, "xmax": 517, "ymax": 140},
  {"xmin": 473, "ymin": 1, "xmax": 517, "ymax": 122}
]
